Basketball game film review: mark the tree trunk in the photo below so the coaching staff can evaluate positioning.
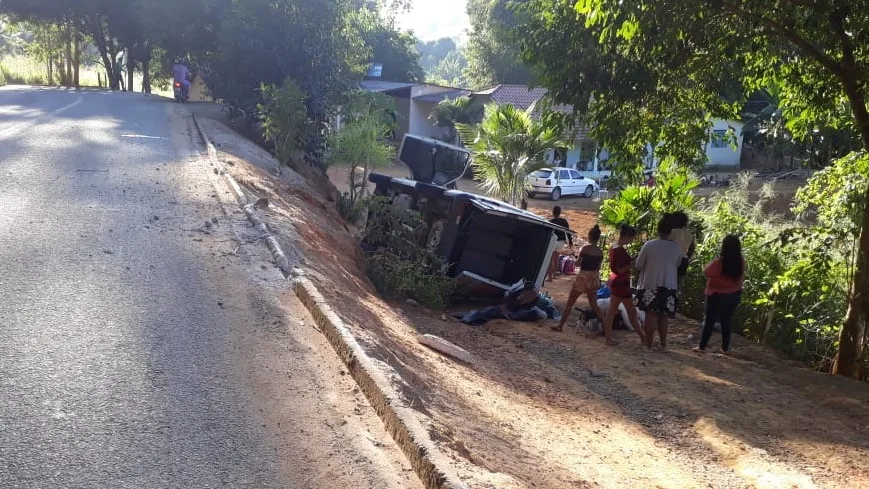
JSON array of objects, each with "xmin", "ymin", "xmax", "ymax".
[
  {"xmin": 832, "ymin": 73, "xmax": 869, "ymax": 378},
  {"xmin": 833, "ymin": 187, "xmax": 869, "ymax": 378},
  {"xmin": 95, "ymin": 42, "xmax": 117, "ymax": 90},
  {"xmin": 126, "ymin": 47, "xmax": 134, "ymax": 93},
  {"xmin": 89, "ymin": 15, "xmax": 119, "ymax": 91},
  {"xmin": 73, "ymin": 29, "xmax": 81, "ymax": 88},
  {"xmin": 64, "ymin": 24, "xmax": 73, "ymax": 88},
  {"xmin": 141, "ymin": 44, "xmax": 152, "ymax": 94}
]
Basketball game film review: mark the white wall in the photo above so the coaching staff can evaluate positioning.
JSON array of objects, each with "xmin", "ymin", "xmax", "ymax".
[
  {"xmin": 410, "ymin": 100, "xmax": 449, "ymax": 139},
  {"xmin": 705, "ymin": 119, "xmax": 744, "ymax": 167},
  {"xmin": 404, "ymin": 85, "xmax": 457, "ymax": 140},
  {"xmin": 565, "ymin": 148, "xmax": 581, "ymax": 169}
]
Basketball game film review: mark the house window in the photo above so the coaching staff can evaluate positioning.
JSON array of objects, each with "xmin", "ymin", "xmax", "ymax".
[{"xmin": 711, "ymin": 129, "xmax": 729, "ymax": 149}]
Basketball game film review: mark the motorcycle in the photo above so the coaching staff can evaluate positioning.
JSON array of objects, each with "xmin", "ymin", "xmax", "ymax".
[{"xmin": 173, "ymin": 80, "xmax": 188, "ymax": 103}]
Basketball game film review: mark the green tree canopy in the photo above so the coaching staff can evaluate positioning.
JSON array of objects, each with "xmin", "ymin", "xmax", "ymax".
[
  {"xmin": 465, "ymin": 0, "xmax": 533, "ymax": 88},
  {"xmin": 349, "ymin": 8, "xmax": 424, "ymax": 83}
]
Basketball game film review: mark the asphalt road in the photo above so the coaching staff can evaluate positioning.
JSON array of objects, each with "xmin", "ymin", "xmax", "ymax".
[{"xmin": 0, "ymin": 87, "xmax": 418, "ymax": 489}]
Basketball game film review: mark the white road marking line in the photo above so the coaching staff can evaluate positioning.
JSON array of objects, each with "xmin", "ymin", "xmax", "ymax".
[{"xmin": 120, "ymin": 134, "xmax": 166, "ymax": 140}]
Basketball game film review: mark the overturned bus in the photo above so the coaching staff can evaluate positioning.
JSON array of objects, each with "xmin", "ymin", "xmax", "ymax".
[{"xmin": 368, "ymin": 134, "xmax": 575, "ymax": 294}]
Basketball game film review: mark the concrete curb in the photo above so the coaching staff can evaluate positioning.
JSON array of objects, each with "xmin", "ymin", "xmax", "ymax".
[
  {"xmin": 192, "ymin": 113, "xmax": 292, "ymax": 275},
  {"xmin": 293, "ymin": 274, "xmax": 466, "ymax": 489},
  {"xmin": 190, "ymin": 113, "xmax": 466, "ymax": 489}
]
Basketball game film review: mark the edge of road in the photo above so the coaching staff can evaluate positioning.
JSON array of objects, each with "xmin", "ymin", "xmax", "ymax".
[{"xmin": 191, "ymin": 113, "xmax": 466, "ymax": 489}]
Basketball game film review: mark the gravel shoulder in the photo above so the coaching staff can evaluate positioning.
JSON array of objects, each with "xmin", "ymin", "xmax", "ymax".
[{"xmin": 196, "ymin": 110, "xmax": 869, "ymax": 489}]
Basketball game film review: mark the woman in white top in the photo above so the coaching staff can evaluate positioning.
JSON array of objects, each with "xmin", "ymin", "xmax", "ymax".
[{"xmin": 635, "ymin": 215, "xmax": 683, "ymax": 351}]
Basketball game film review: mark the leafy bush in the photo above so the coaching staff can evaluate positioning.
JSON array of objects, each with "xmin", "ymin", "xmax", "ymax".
[
  {"xmin": 0, "ymin": 65, "xmax": 6, "ymax": 86},
  {"xmin": 258, "ymin": 78, "xmax": 310, "ymax": 173},
  {"xmin": 363, "ymin": 196, "xmax": 455, "ymax": 309},
  {"xmin": 328, "ymin": 91, "xmax": 396, "ymax": 207},
  {"xmin": 599, "ymin": 163, "xmax": 698, "ymax": 240},
  {"xmin": 337, "ymin": 192, "xmax": 369, "ymax": 223},
  {"xmin": 681, "ymin": 171, "xmax": 858, "ymax": 371}
]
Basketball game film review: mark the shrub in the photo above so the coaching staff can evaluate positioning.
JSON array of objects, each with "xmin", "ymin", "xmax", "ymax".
[
  {"xmin": 0, "ymin": 66, "xmax": 6, "ymax": 86},
  {"xmin": 599, "ymin": 162, "xmax": 698, "ymax": 240},
  {"xmin": 681, "ymin": 171, "xmax": 855, "ymax": 371},
  {"xmin": 363, "ymin": 196, "xmax": 454, "ymax": 309},
  {"xmin": 328, "ymin": 91, "xmax": 396, "ymax": 207},
  {"xmin": 337, "ymin": 192, "xmax": 369, "ymax": 224},
  {"xmin": 258, "ymin": 78, "xmax": 310, "ymax": 173}
]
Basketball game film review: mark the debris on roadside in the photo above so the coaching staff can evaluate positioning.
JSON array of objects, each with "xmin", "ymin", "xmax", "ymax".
[
  {"xmin": 418, "ymin": 334, "xmax": 474, "ymax": 364},
  {"xmin": 254, "ymin": 197, "xmax": 269, "ymax": 209}
]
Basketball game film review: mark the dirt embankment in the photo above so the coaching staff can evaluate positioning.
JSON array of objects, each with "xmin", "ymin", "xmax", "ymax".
[{"xmin": 203, "ymin": 115, "xmax": 869, "ymax": 489}]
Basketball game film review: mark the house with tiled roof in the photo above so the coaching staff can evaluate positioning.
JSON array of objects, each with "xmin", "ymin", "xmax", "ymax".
[
  {"xmin": 471, "ymin": 84, "xmax": 615, "ymax": 176},
  {"xmin": 362, "ymin": 80, "xmax": 744, "ymax": 178},
  {"xmin": 360, "ymin": 80, "xmax": 471, "ymax": 142},
  {"xmin": 472, "ymin": 84, "xmax": 744, "ymax": 179}
]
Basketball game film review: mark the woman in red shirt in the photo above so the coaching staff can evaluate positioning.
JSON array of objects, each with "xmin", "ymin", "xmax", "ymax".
[
  {"xmin": 603, "ymin": 224, "xmax": 645, "ymax": 346},
  {"xmin": 695, "ymin": 234, "xmax": 746, "ymax": 353}
]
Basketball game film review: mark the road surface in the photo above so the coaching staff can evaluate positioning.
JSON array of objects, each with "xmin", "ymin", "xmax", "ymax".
[{"xmin": 0, "ymin": 86, "xmax": 419, "ymax": 489}]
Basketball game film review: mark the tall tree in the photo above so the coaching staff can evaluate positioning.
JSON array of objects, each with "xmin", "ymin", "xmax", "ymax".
[
  {"xmin": 465, "ymin": 0, "xmax": 532, "ymax": 88},
  {"xmin": 417, "ymin": 37, "xmax": 458, "ymax": 71},
  {"xmin": 205, "ymin": 0, "xmax": 364, "ymax": 164},
  {"xmin": 428, "ymin": 49, "xmax": 469, "ymax": 87},
  {"xmin": 349, "ymin": 8, "xmax": 424, "ymax": 82},
  {"xmin": 519, "ymin": 0, "xmax": 869, "ymax": 378}
]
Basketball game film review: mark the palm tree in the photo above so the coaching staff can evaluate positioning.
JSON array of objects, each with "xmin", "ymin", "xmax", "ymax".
[
  {"xmin": 429, "ymin": 96, "xmax": 484, "ymax": 145},
  {"xmin": 457, "ymin": 103, "xmax": 564, "ymax": 206}
]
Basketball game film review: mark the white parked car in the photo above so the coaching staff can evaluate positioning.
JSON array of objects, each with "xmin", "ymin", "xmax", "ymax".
[{"xmin": 526, "ymin": 168, "xmax": 599, "ymax": 201}]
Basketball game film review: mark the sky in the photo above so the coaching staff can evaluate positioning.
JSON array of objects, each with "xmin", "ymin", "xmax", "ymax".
[{"xmin": 395, "ymin": 0, "xmax": 469, "ymax": 42}]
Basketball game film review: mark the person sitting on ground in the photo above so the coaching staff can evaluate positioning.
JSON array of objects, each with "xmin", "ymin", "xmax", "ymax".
[
  {"xmin": 552, "ymin": 225, "xmax": 606, "ymax": 332},
  {"xmin": 547, "ymin": 206, "xmax": 573, "ymax": 282},
  {"xmin": 635, "ymin": 215, "xmax": 683, "ymax": 351},
  {"xmin": 668, "ymin": 211, "xmax": 696, "ymax": 279},
  {"xmin": 602, "ymin": 224, "xmax": 645, "ymax": 346},
  {"xmin": 695, "ymin": 234, "xmax": 746, "ymax": 354}
]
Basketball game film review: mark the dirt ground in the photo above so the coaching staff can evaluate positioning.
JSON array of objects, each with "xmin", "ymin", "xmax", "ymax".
[{"xmin": 201, "ymin": 114, "xmax": 869, "ymax": 489}]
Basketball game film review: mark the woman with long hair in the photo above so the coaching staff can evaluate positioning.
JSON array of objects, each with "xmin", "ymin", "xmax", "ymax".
[
  {"xmin": 695, "ymin": 235, "xmax": 746, "ymax": 354},
  {"xmin": 602, "ymin": 224, "xmax": 645, "ymax": 346},
  {"xmin": 553, "ymin": 225, "xmax": 606, "ymax": 332}
]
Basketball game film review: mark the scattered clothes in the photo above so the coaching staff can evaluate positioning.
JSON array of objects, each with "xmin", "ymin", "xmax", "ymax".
[
  {"xmin": 596, "ymin": 286, "xmax": 611, "ymax": 299},
  {"xmin": 457, "ymin": 284, "xmax": 558, "ymax": 326},
  {"xmin": 458, "ymin": 304, "xmax": 549, "ymax": 325},
  {"xmin": 535, "ymin": 292, "xmax": 560, "ymax": 321}
]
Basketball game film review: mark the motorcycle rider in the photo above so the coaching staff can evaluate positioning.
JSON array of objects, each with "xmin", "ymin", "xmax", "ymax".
[{"xmin": 172, "ymin": 59, "xmax": 191, "ymax": 100}]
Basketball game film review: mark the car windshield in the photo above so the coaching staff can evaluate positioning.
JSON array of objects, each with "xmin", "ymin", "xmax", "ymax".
[{"xmin": 532, "ymin": 170, "xmax": 553, "ymax": 178}]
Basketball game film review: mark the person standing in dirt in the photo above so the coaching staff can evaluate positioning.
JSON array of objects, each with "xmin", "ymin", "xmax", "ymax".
[
  {"xmin": 552, "ymin": 225, "xmax": 606, "ymax": 332},
  {"xmin": 635, "ymin": 216, "xmax": 683, "ymax": 351},
  {"xmin": 602, "ymin": 224, "xmax": 644, "ymax": 346},
  {"xmin": 694, "ymin": 235, "xmax": 746, "ymax": 354},
  {"xmin": 547, "ymin": 206, "xmax": 573, "ymax": 283},
  {"xmin": 669, "ymin": 211, "xmax": 696, "ymax": 279}
]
